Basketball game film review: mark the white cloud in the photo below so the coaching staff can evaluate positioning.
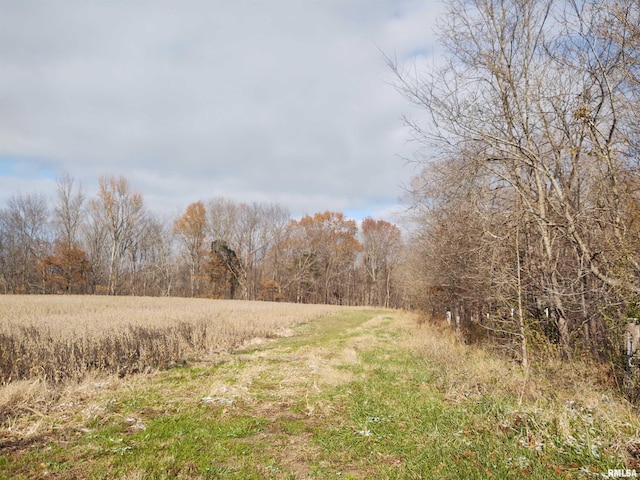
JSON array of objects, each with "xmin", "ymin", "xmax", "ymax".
[{"xmin": 0, "ymin": 0, "xmax": 441, "ymax": 220}]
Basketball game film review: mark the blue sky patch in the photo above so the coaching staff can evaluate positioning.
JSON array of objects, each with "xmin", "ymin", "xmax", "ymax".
[{"xmin": 0, "ymin": 155, "xmax": 58, "ymax": 180}]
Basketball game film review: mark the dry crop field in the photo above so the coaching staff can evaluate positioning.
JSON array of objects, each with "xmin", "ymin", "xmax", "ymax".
[{"xmin": 0, "ymin": 295, "xmax": 350, "ymax": 385}]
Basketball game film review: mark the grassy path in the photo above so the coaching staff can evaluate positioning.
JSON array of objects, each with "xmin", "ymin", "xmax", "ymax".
[{"xmin": 1, "ymin": 309, "xmax": 637, "ymax": 479}]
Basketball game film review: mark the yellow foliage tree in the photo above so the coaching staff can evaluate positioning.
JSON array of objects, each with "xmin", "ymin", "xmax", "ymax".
[{"xmin": 173, "ymin": 201, "xmax": 207, "ymax": 297}]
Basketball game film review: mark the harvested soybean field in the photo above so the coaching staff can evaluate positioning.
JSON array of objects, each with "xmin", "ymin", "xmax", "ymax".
[
  {"xmin": 0, "ymin": 296, "xmax": 349, "ymax": 384},
  {"xmin": 1, "ymin": 297, "xmax": 640, "ymax": 479}
]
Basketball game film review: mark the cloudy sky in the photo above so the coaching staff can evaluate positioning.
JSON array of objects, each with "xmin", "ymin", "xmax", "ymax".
[{"xmin": 0, "ymin": 1, "xmax": 442, "ymax": 221}]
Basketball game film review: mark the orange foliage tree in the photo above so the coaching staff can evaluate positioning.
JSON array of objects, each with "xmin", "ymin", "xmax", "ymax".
[
  {"xmin": 282, "ymin": 211, "xmax": 361, "ymax": 304},
  {"xmin": 259, "ymin": 278, "xmax": 284, "ymax": 302},
  {"xmin": 174, "ymin": 201, "xmax": 207, "ymax": 296},
  {"xmin": 42, "ymin": 241, "xmax": 91, "ymax": 294}
]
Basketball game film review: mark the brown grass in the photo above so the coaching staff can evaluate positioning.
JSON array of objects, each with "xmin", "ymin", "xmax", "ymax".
[{"xmin": 0, "ymin": 295, "xmax": 349, "ymax": 386}]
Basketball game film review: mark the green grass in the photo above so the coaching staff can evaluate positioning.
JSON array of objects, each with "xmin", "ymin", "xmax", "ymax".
[
  {"xmin": 310, "ymin": 347, "xmax": 612, "ymax": 479},
  {"xmin": 1, "ymin": 309, "xmax": 637, "ymax": 479}
]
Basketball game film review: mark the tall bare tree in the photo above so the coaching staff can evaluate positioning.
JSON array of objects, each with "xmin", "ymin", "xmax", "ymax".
[
  {"xmin": 53, "ymin": 174, "xmax": 85, "ymax": 250},
  {"xmin": 361, "ymin": 218, "xmax": 403, "ymax": 307},
  {"xmin": 89, "ymin": 176, "xmax": 146, "ymax": 295}
]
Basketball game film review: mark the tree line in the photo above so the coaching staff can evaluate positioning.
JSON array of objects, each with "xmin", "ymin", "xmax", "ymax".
[
  {"xmin": 392, "ymin": 0, "xmax": 640, "ymax": 366},
  {"xmin": 0, "ymin": 174, "xmax": 405, "ymax": 307}
]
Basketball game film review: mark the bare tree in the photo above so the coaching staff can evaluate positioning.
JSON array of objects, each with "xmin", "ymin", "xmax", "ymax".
[
  {"xmin": 0, "ymin": 193, "xmax": 50, "ymax": 293},
  {"xmin": 127, "ymin": 214, "xmax": 174, "ymax": 296},
  {"xmin": 361, "ymin": 218, "xmax": 403, "ymax": 307},
  {"xmin": 88, "ymin": 176, "xmax": 146, "ymax": 295},
  {"xmin": 391, "ymin": 0, "xmax": 640, "ymax": 359},
  {"xmin": 53, "ymin": 173, "xmax": 85, "ymax": 249}
]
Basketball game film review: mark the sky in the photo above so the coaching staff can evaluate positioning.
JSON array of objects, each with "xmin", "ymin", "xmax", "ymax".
[{"xmin": 0, "ymin": 1, "xmax": 442, "ymax": 222}]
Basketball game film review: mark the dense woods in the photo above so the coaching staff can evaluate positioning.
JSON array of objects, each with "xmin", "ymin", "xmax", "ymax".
[
  {"xmin": 392, "ymin": 0, "xmax": 640, "ymax": 368},
  {"xmin": 0, "ymin": 174, "xmax": 406, "ymax": 307}
]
